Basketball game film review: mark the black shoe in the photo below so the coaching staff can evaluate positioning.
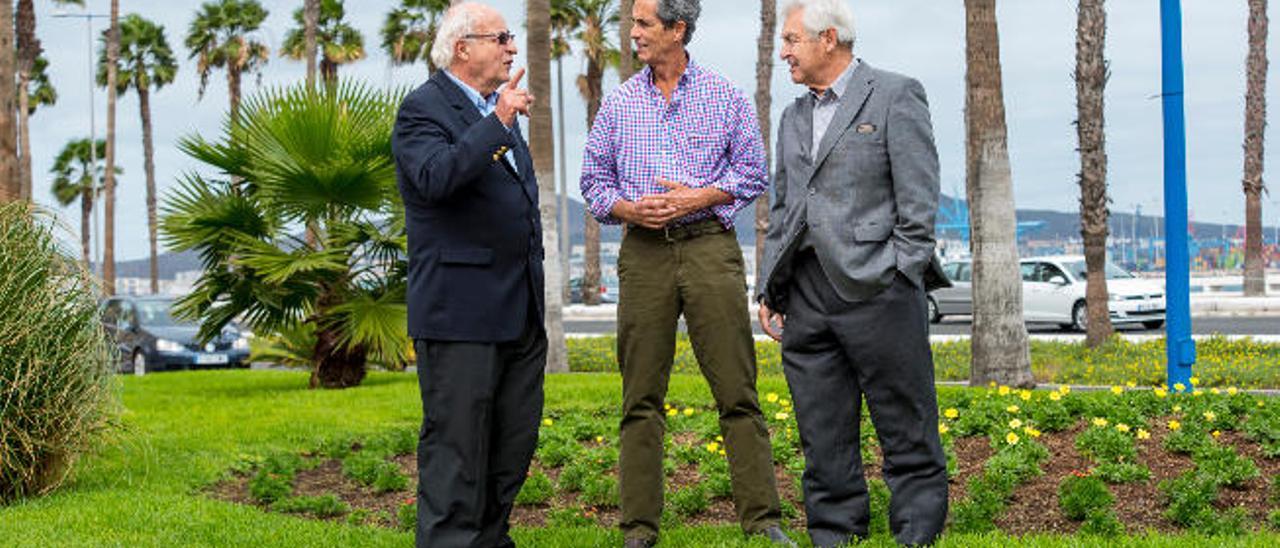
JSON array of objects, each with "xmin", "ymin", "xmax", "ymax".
[
  {"xmin": 755, "ymin": 526, "xmax": 798, "ymax": 547},
  {"xmin": 623, "ymin": 538, "xmax": 655, "ymax": 548}
]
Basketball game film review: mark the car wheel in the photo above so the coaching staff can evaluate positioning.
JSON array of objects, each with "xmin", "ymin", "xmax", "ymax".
[
  {"xmin": 132, "ymin": 349, "xmax": 147, "ymax": 376},
  {"xmin": 1142, "ymin": 320, "xmax": 1165, "ymax": 330},
  {"xmin": 927, "ymin": 296, "xmax": 942, "ymax": 324},
  {"xmin": 1071, "ymin": 301, "xmax": 1088, "ymax": 333}
]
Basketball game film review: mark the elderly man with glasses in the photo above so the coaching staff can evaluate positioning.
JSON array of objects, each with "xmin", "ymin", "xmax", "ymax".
[
  {"xmin": 391, "ymin": 2, "xmax": 543, "ymax": 547},
  {"xmin": 580, "ymin": 1, "xmax": 794, "ymax": 546}
]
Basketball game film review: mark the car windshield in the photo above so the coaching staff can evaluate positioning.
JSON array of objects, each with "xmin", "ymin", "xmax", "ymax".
[
  {"xmin": 1063, "ymin": 260, "xmax": 1134, "ymax": 281},
  {"xmin": 135, "ymin": 300, "xmax": 193, "ymax": 327}
]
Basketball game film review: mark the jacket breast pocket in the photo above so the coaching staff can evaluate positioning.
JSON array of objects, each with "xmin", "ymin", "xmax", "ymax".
[
  {"xmin": 440, "ymin": 248, "xmax": 494, "ymax": 266},
  {"xmin": 852, "ymin": 221, "xmax": 893, "ymax": 242}
]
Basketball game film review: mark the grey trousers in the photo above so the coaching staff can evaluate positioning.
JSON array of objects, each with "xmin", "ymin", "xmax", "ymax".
[
  {"xmin": 780, "ymin": 251, "xmax": 948, "ymax": 546},
  {"xmin": 414, "ymin": 313, "xmax": 546, "ymax": 548}
]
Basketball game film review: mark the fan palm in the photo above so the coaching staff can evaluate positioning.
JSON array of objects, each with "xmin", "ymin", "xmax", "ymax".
[
  {"xmin": 98, "ymin": 14, "xmax": 178, "ymax": 294},
  {"xmin": 49, "ymin": 139, "xmax": 110, "ymax": 266},
  {"xmin": 282, "ymin": 0, "xmax": 366, "ymax": 86},
  {"xmin": 162, "ymin": 82, "xmax": 407, "ymax": 389},
  {"xmin": 185, "ymin": 0, "xmax": 270, "ymax": 117},
  {"xmin": 569, "ymin": 0, "xmax": 618, "ymax": 306},
  {"xmin": 381, "ymin": 0, "xmax": 451, "ymax": 73}
]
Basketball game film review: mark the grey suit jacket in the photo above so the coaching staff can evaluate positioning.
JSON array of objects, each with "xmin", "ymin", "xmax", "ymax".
[{"xmin": 757, "ymin": 61, "xmax": 943, "ymax": 312}]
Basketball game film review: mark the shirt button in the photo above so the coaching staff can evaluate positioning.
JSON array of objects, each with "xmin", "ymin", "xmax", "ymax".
[{"xmin": 808, "ymin": 187, "xmax": 816, "ymax": 195}]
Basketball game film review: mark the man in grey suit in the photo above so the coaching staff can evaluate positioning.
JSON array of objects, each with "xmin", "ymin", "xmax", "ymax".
[{"xmin": 756, "ymin": 1, "xmax": 948, "ymax": 545}]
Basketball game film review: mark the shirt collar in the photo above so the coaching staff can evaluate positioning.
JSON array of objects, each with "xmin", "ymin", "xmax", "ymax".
[
  {"xmin": 809, "ymin": 58, "xmax": 859, "ymax": 102},
  {"xmin": 640, "ymin": 52, "xmax": 700, "ymax": 95},
  {"xmin": 443, "ymin": 69, "xmax": 499, "ymax": 111}
]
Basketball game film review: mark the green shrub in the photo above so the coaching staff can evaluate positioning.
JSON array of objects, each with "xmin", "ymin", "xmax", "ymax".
[
  {"xmin": 1160, "ymin": 471, "xmax": 1219, "ymax": 528},
  {"xmin": 1163, "ymin": 428, "xmax": 1212, "ymax": 456},
  {"xmin": 581, "ymin": 475, "xmax": 619, "ymax": 507},
  {"xmin": 1080, "ymin": 508, "xmax": 1124, "ymax": 536},
  {"xmin": 342, "ymin": 453, "xmax": 407, "ymax": 493},
  {"xmin": 1194, "ymin": 444, "xmax": 1259, "ymax": 488},
  {"xmin": 397, "ymin": 501, "xmax": 416, "ymax": 531},
  {"xmin": 0, "ymin": 204, "xmax": 118, "ymax": 503},
  {"xmin": 515, "ymin": 470, "xmax": 554, "ymax": 506},
  {"xmin": 1269, "ymin": 510, "xmax": 1280, "ymax": 531},
  {"xmin": 547, "ymin": 506, "xmax": 596, "ymax": 528},
  {"xmin": 698, "ymin": 458, "xmax": 732, "ymax": 499},
  {"xmin": 1094, "ymin": 462, "xmax": 1150, "ymax": 484},
  {"xmin": 535, "ymin": 432, "xmax": 583, "ymax": 468},
  {"xmin": 1058, "ymin": 474, "xmax": 1114, "ymax": 521},
  {"xmin": 1075, "ymin": 426, "xmax": 1138, "ymax": 464},
  {"xmin": 249, "ymin": 471, "xmax": 293, "ymax": 504},
  {"xmin": 271, "ymin": 494, "xmax": 349, "ymax": 517},
  {"xmin": 670, "ymin": 483, "xmax": 709, "ymax": 517}
]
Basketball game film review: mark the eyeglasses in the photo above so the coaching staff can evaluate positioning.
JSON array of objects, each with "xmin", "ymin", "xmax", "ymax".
[
  {"xmin": 464, "ymin": 31, "xmax": 517, "ymax": 46},
  {"xmin": 781, "ymin": 34, "xmax": 818, "ymax": 49}
]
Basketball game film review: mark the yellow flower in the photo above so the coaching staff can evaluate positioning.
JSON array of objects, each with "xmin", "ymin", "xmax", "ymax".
[
  {"xmin": 542, "ymin": 418, "xmax": 554, "ymax": 427},
  {"xmin": 716, "ymin": 435, "xmax": 724, "ymax": 442},
  {"xmin": 1111, "ymin": 386, "xmax": 1123, "ymax": 395},
  {"xmin": 1212, "ymin": 430, "xmax": 1222, "ymax": 438},
  {"xmin": 1154, "ymin": 388, "xmax": 1168, "ymax": 398},
  {"xmin": 1049, "ymin": 392, "xmax": 1062, "ymax": 401},
  {"xmin": 1168, "ymin": 420, "xmax": 1181, "ymax": 431},
  {"xmin": 1136, "ymin": 429, "xmax": 1151, "ymax": 440},
  {"xmin": 1059, "ymin": 385, "xmax": 1072, "ymax": 395},
  {"xmin": 944, "ymin": 408, "xmax": 959, "ymax": 419},
  {"xmin": 1092, "ymin": 417, "xmax": 1109, "ymax": 428},
  {"xmin": 718, "ymin": 449, "xmax": 727, "ymax": 456},
  {"xmin": 683, "ymin": 408, "xmax": 694, "ymax": 416},
  {"xmin": 938, "ymin": 423, "xmax": 950, "ymax": 435},
  {"xmin": 1126, "ymin": 381, "xmax": 1137, "ymax": 388},
  {"xmin": 1006, "ymin": 432, "xmax": 1020, "ymax": 445},
  {"xmin": 1210, "ymin": 388, "xmax": 1221, "ymax": 395},
  {"xmin": 664, "ymin": 403, "xmax": 671, "ymax": 410},
  {"xmin": 1203, "ymin": 411, "xmax": 1216, "ymax": 421},
  {"xmin": 705, "ymin": 442, "xmax": 720, "ymax": 453},
  {"xmin": 1192, "ymin": 390, "xmax": 1203, "ymax": 397},
  {"xmin": 1008, "ymin": 419, "xmax": 1023, "ymax": 429},
  {"xmin": 1116, "ymin": 424, "xmax": 1130, "ymax": 433},
  {"xmin": 775, "ymin": 412, "xmax": 790, "ymax": 421},
  {"xmin": 781, "ymin": 399, "xmax": 792, "ymax": 408},
  {"xmin": 1019, "ymin": 390, "xmax": 1032, "ymax": 401},
  {"xmin": 1259, "ymin": 400, "xmax": 1267, "ymax": 408},
  {"xmin": 1190, "ymin": 376, "xmax": 1200, "ymax": 386},
  {"xmin": 1024, "ymin": 427, "xmax": 1042, "ymax": 438},
  {"xmin": 1227, "ymin": 387, "xmax": 1239, "ymax": 396},
  {"xmin": 996, "ymin": 385, "xmax": 1011, "ymax": 396},
  {"xmin": 595, "ymin": 436, "xmax": 604, "ymax": 443},
  {"xmin": 1174, "ymin": 383, "xmax": 1187, "ymax": 392},
  {"xmin": 988, "ymin": 381, "xmax": 997, "ymax": 388},
  {"xmin": 1172, "ymin": 405, "xmax": 1182, "ymax": 413},
  {"xmin": 667, "ymin": 408, "xmax": 678, "ymax": 417},
  {"xmin": 766, "ymin": 393, "xmax": 779, "ymax": 403},
  {"xmin": 1006, "ymin": 405, "xmax": 1020, "ymax": 414}
]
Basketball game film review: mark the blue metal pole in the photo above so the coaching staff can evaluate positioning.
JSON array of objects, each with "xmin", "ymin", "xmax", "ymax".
[{"xmin": 1160, "ymin": 0, "xmax": 1195, "ymax": 391}]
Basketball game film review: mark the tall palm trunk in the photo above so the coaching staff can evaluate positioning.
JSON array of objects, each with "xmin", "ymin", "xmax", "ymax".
[
  {"xmin": 138, "ymin": 79, "xmax": 159, "ymax": 294},
  {"xmin": 15, "ymin": 0, "xmax": 36, "ymax": 201},
  {"xmin": 1076, "ymin": 0, "xmax": 1113, "ymax": 346},
  {"xmin": 582, "ymin": 54, "xmax": 604, "ymax": 306},
  {"xmin": 528, "ymin": 0, "xmax": 568, "ymax": 373},
  {"xmin": 1243, "ymin": 0, "xmax": 1268, "ymax": 296},
  {"xmin": 304, "ymin": 0, "xmax": 319, "ymax": 89},
  {"xmin": 0, "ymin": 1, "xmax": 18, "ymax": 203},
  {"xmin": 228, "ymin": 65, "xmax": 243, "ymax": 120},
  {"xmin": 753, "ymin": 0, "xmax": 776, "ymax": 274},
  {"xmin": 102, "ymin": 0, "xmax": 121, "ymax": 295},
  {"xmin": 80, "ymin": 187, "xmax": 92, "ymax": 265},
  {"xmin": 964, "ymin": 0, "xmax": 1033, "ymax": 387},
  {"xmin": 556, "ymin": 55, "xmax": 569, "ymax": 302},
  {"xmin": 618, "ymin": 0, "xmax": 635, "ymax": 81},
  {"xmin": 321, "ymin": 58, "xmax": 339, "ymax": 86}
]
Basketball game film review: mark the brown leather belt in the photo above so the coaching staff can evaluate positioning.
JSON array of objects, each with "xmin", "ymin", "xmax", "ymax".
[{"xmin": 627, "ymin": 218, "xmax": 728, "ymax": 242}]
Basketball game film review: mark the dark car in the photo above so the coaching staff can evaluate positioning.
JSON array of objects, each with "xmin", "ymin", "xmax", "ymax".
[{"xmin": 100, "ymin": 296, "xmax": 251, "ymax": 374}]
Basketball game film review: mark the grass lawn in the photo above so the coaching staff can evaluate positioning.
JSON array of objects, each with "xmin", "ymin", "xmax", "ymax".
[{"xmin": 1, "ymin": 370, "xmax": 1278, "ymax": 547}]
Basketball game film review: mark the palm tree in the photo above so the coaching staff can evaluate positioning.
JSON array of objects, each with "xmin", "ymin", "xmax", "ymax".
[
  {"xmin": 551, "ymin": 0, "xmax": 579, "ymax": 301},
  {"xmin": 185, "ymin": 0, "xmax": 270, "ymax": 119},
  {"xmin": 303, "ymin": 0, "xmax": 319, "ymax": 88},
  {"xmin": 25, "ymin": 56, "xmax": 57, "ymax": 115},
  {"xmin": 1243, "ymin": 0, "xmax": 1268, "ymax": 296},
  {"xmin": 380, "ymin": 0, "xmax": 450, "ymax": 73},
  {"xmin": 617, "ymin": 0, "xmax": 636, "ymax": 81},
  {"xmin": 527, "ymin": 0, "xmax": 569, "ymax": 373},
  {"xmin": 753, "ymin": 0, "xmax": 776, "ymax": 275},
  {"xmin": 14, "ymin": 1, "xmax": 81, "ymax": 202},
  {"xmin": 282, "ymin": 0, "xmax": 366, "ymax": 86},
  {"xmin": 570, "ymin": 0, "xmax": 618, "ymax": 306},
  {"xmin": 964, "ymin": 0, "xmax": 1033, "ymax": 387},
  {"xmin": 0, "ymin": 1, "xmax": 18, "ymax": 203},
  {"xmin": 18, "ymin": 55, "xmax": 57, "ymax": 203},
  {"xmin": 49, "ymin": 139, "xmax": 109, "ymax": 265},
  {"xmin": 1075, "ymin": 0, "xmax": 1113, "ymax": 346},
  {"xmin": 102, "ymin": 0, "xmax": 120, "ymax": 296},
  {"xmin": 97, "ymin": 15, "xmax": 177, "ymax": 295},
  {"xmin": 163, "ymin": 83, "xmax": 407, "ymax": 389}
]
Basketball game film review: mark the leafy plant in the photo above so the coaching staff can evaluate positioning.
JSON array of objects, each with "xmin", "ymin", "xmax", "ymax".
[
  {"xmin": 1058, "ymin": 473, "xmax": 1113, "ymax": 521},
  {"xmin": 670, "ymin": 483, "xmax": 709, "ymax": 517},
  {"xmin": 271, "ymin": 494, "xmax": 349, "ymax": 517},
  {"xmin": 1194, "ymin": 444, "xmax": 1259, "ymax": 488},
  {"xmin": 515, "ymin": 470, "xmax": 554, "ymax": 506}
]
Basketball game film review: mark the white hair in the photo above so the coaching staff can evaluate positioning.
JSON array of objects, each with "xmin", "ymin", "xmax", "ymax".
[
  {"xmin": 782, "ymin": 0, "xmax": 857, "ymax": 48},
  {"xmin": 430, "ymin": 3, "xmax": 481, "ymax": 70}
]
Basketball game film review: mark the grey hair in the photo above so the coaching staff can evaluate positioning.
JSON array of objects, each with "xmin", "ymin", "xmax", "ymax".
[
  {"xmin": 430, "ymin": 3, "xmax": 480, "ymax": 70},
  {"xmin": 657, "ymin": 0, "xmax": 701, "ymax": 45},
  {"xmin": 782, "ymin": 0, "xmax": 857, "ymax": 48}
]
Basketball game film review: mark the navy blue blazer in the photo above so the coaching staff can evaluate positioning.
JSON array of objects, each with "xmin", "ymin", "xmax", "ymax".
[{"xmin": 392, "ymin": 70, "xmax": 544, "ymax": 342}]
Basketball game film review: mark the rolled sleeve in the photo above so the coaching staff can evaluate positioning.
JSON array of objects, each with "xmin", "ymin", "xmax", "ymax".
[{"xmin": 579, "ymin": 100, "xmax": 625, "ymax": 225}]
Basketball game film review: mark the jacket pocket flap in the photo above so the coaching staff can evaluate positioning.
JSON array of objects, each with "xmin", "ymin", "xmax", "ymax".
[
  {"xmin": 852, "ymin": 221, "xmax": 893, "ymax": 242},
  {"xmin": 441, "ymin": 248, "xmax": 494, "ymax": 265}
]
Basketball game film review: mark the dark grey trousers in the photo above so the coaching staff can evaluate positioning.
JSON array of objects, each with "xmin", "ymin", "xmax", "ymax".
[
  {"xmin": 781, "ymin": 251, "xmax": 948, "ymax": 547},
  {"xmin": 414, "ymin": 314, "xmax": 546, "ymax": 548}
]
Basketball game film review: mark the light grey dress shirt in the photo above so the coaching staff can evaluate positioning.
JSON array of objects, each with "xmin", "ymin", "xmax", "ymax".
[{"xmin": 799, "ymin": 59, "xmax": 860, "ymax": 253}]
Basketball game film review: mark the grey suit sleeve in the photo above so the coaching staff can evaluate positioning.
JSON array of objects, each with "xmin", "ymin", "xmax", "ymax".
[
  {"xmin": 886, "ymin": 78, "xmax": 940, "ymax": 286},
  {"xmin": 756, "ymin": 106, "xmax": 790, "ymax": 305}
]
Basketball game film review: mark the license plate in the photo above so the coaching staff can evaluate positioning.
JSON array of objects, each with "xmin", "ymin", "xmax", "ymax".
[
  {"xmin": 196, "ymin": 353, "xmax": 228, "ymax": 365},
  {"xmin": 1136, "ymin": 304, "xmax": 1155, "ymax": 312}
]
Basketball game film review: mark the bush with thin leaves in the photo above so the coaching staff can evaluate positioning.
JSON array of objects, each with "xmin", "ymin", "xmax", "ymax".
[{"xmin": 0, "ymin": 204, "xmax": 118, "ymax": 503}]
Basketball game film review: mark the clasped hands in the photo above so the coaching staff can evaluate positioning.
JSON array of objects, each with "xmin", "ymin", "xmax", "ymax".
[{"xmin": 615, "ymin": 179, "xmax": 725, "ymax": 230}]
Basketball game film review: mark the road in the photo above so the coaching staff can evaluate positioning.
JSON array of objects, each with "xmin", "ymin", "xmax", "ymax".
[{"xmin": 564, "ymin": 315, "xmax": 1280, "ymax": 336}]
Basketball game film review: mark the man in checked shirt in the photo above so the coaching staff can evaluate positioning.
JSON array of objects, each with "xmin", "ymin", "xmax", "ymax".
[{"xmin": 580, "ymin": 1, "xmax": 794, "ymax": 547}]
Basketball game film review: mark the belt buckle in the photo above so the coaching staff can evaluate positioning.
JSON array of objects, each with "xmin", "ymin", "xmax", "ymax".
[{"xmin": 663, "ymin": 225, "xmax": 674, "ymax": 242}]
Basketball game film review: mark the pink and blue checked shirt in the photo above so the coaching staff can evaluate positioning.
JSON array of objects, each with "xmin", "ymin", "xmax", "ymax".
[{"xmin": 579, "ymin": 58, "xmax": 768, "ymax": 228}]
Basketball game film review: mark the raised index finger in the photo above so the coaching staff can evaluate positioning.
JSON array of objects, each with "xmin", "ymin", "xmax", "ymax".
[{"xmin": 507, "ymin": 68, "xmax": 526, "ymax": 90}]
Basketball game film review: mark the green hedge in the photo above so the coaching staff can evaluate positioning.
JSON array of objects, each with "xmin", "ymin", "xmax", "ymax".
[{"xmin": 568, "ymin": 335, "xmax": 1280, "ymax": 388}]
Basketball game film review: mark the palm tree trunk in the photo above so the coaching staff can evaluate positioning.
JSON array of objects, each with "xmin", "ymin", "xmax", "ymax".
[
  {"xmin": 80, "ymin": 187, "xmax": 92, "ymax": 265},
  {"xmin": 1243, "ymin": 0, "xmax": 1268, "ymax": 296},
  {"xmin": 582, "ymin": 57, "xmax": 605, "ymax": 306},
  {"xmin": 556, "ymin": 56, "xmax": 570, "ymax": 303},
  {"xmin": 102, "ymin": 0, "xmax": 121, "ymax": 295},
  {"xmin": 0, "ymin": 2, "xmax": 18, "ymax": 203},
  {"xmin": 17, "ymin": 78, "xmax": 32, "ymax": 201},
  {"xmin": 528, "ymin": 0, "xmax": 568, "ymax": 373},
  {"xmin": 228, "ymin": 66, "xmax": 243, "ymax": 121},
  {"xmin": 1076, "ymin": 0, "xmax": 1113, "ymax": 346},
  {"xmin": 753, "ymin": 0, "xmax": 776, "ymax": 276},
  {"xmin": 321, "ymin": 58, "xmax": 338, "ymax": 87},
  {"xmin": 618, "ymin": 0, "xmax": 636, "ymax": 81},
  {"xmin": 964, "ymin": 0, "xmax": 1033, "ymax": 388},
  {"xmin": 304, "ymin": 0, "xmax": 319, "ymax": 90},
  {"xmin": 139, "ymin": 83, "xmax": 159, "ymax": 294},
  {"xmin": 15, "ymin": 0, "xmax": 36, "ymax": 202}
]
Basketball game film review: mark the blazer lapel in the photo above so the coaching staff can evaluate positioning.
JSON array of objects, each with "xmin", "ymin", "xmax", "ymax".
[
  {"xmin": 432, "ymin": 70, "xmax": 484, "ymax": 127},
  {"xmin": 510, "ymin": 121, "xmax": 537, "ymax": 204},
  {"xmin": 810, "ymin": 62, "xmax": 875, "ymax": 176},
  {"xmin": 791, "ymin": 95, "xmax": 816, "ymax": 186}
]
